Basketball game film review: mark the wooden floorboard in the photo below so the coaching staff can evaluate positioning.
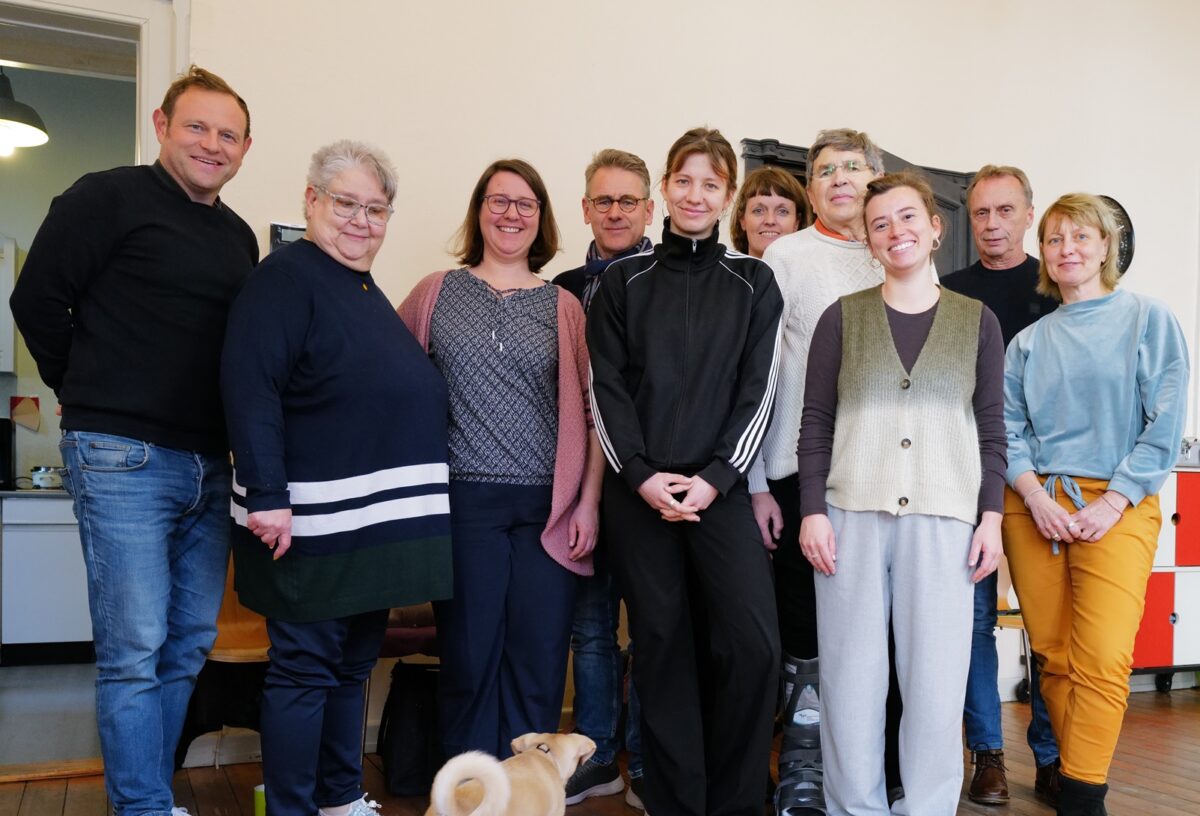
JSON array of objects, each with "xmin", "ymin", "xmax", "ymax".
[
  {"xmin": 15, "ymin": 780, "xmax": 65, "ymax": 816},
  {"xmin": 61, "ymin": 777, "xmax": 107, "ymax": 816},
  {"xmin": 0, "ymin": 784, "xmax": 24, "ymax": 816},
  {"xmin": 3, "ymin": 690, "xmax": 1195, "ymax": 814}
]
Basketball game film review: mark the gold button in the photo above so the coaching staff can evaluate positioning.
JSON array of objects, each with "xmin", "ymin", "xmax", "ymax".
[
  {"xmin": 900, "ymin": 378, "xmax": 911, "ymax": 390},
  {"xmin": 901, "ymin": 438, "xmax": 911, "ymax": 449},
  {"xmin": 362, "ymin": 283, "xmax": 368, "ymax": 291},
  {"xmin": 898, "ymin": 497, "xmax": 909, "ymax": 507}
]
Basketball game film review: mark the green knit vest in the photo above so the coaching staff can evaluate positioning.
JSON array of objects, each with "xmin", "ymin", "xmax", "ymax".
[{"xmin": 826, "ymin": 286, "xmax": 982, "ymax": 524}]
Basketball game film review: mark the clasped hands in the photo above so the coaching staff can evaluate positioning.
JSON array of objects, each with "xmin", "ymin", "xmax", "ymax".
[
  {"xmin": 638, "ymin": 472, "xmax": 718, "ymax": 522},
  {"xmin": 1026, "ymin": 489, "xmax": 1127, "ymax": 544}
]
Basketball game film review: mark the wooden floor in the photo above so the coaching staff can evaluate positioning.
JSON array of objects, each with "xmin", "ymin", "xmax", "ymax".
[{"xmin": 2, "ymin": 689, "xmax": 1197, "ymax": 815}]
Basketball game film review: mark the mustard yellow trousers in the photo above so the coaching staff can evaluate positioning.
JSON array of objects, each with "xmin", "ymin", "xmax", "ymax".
[{"xmin": 1002, "ymin": 478, "xmax": 1160, "ymax": 784}]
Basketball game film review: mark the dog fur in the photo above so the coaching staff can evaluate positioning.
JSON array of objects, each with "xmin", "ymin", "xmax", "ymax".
[{"xmin": 424, "ymin": 732, "xmax": 596, "ymax": 816}]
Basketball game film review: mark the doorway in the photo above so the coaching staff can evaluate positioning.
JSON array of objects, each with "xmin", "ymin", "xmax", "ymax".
[{"xmin": 0, "ymin": 0, "xmax": 180, "ymax": 779}]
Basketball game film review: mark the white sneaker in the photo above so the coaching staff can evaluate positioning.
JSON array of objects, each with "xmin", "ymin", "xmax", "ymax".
[
  {"xmin": 171, "ymin": 809, "xmax": 191, "ymax": 816},
  {"xmin": 318, "ymin": 794, "xmax": 382, "ymax": 816}
]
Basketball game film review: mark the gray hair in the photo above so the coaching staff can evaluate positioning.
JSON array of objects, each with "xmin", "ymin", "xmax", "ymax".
[
  {"xmin": 806, "ymin": 128, "xmax": 884, "ymax": 185},
  {"xmin": 306, "ymin": 139, "xmax": 398, "ymax": 205},
  {"xmin": 967, "ymin": 164, "xmax": 1034, "ymax": 207}
]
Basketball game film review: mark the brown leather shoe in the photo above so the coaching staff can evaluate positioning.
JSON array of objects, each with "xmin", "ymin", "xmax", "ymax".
[
  {"xmin": 968, "ymin": 749, "xmax": 1009, "ymax": 804},
  {"xmin": 1035, "ymin": 759, "xmax": 1062, "ymax": 807}
]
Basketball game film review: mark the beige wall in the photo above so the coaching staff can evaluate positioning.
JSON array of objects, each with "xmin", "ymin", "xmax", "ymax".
[{"xmin": 190, "ymin": 0, "xmax": 1195, "ymax": 430}]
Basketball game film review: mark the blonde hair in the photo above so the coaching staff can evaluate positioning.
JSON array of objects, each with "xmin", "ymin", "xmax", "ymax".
[{"xmin": 1036, "ymin": 193, "xmax": 1121, "ymax": 302}]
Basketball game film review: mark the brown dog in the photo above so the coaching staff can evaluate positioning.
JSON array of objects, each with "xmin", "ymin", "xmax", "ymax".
[{"xmin": 424, "ymin": 732, "xmax": 596, "ymax": 816}]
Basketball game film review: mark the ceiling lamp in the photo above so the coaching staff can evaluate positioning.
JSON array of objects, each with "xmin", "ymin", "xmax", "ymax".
[{"xmin": 0, "ymin": 68, "xmax": 50, "ymax": 154}]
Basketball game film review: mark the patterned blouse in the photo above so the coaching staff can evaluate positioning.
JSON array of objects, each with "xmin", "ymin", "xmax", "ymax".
[{"xmin": 429, "ymin": 268, "xmax": 559, "ymax": 485}]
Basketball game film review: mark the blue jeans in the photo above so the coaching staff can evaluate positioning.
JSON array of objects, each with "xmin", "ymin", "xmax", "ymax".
[
  {"xmin": 569, "ymin": 542, "xmax": 642, "ymax": 775},
  {"xmin": 60, "ymin": 431, "xmax": 232, "ymax": 816},
  {"xmin": 964, "ymin": 571, "xmax": 1058, "ymax": 765}
]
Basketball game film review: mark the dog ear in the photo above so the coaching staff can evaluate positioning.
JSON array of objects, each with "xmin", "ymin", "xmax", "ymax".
[
  {"xmin": 510, "ymin": 732, "xmax": 541, "ymax": 755},
  {"xmin": 575, "ymin": 734, "xmax": 597, "ymax": 767}
]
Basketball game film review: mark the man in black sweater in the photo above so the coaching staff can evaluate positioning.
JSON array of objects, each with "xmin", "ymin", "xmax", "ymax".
[
  {"xmin": 940, "ymin": 164, "xmax": 1060, "ymax": 808},
  {"xmin": 10, "ymin": 66, "xmax": 256, "ymax": 816}
]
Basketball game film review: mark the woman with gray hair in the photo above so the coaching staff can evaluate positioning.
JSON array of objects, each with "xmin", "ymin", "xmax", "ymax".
[{"xmin": 222, "ymin": 140, "xmax": 453, "ymax": 816}]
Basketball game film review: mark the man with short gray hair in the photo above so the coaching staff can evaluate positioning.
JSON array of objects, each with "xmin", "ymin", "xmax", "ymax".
[
  {"xmin": 753, "ymin": 128, "xmax": 892, "ymax": 814},
  {"xmin": 941, "ymin": 163, "xmax": 1060, "ymax": 807},
  {"xmin": 553, "ymin": 148, "xmax": 654, "ymax": 811}
]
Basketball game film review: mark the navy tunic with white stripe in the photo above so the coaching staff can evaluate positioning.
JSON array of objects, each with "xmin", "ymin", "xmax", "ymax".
[{"xmin": 222, "ymin": 239, "xmax": 452, "ymax": 622}]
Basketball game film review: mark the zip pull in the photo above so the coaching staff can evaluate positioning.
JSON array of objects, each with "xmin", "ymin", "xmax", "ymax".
[{"xmin": 692, "ymin": 239, "xmax": 698, "ymax": 253}]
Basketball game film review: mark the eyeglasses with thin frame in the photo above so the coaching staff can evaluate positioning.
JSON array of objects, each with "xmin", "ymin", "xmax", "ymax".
[
  {"xmin": 482, "ymin": 194, "xmax": 541, "ymax": 218},
  {"xmin": 815, "ymin": 159, "xmax": 872, "ymax": 179},
  {"xmin": 314, "ymin": 186, "xmax": 394, "ymax": 225},
  {"xmin": 588, "ymin": 195, "xmax": 647, "ymax": 214}
]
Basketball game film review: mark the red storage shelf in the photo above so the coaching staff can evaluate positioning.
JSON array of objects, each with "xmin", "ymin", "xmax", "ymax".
[
  {"xmin": 1176, "ymin": 471, "xmax": 1200, "ymax": 566},
  {"xmin": 1133, "ymin": 571, "xmax": 1175, "ymax": 669}
]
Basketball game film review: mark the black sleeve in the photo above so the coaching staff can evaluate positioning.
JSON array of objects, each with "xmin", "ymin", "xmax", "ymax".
[
  {"xmin": 221, "ymin": 264, "xmax": 312, "ymax": 513},
  {"xmin": 9, "ymin": 174, "xmax": 121, "ymax": 394},
  {"xmin": 586, "ymin": 264, "xmax": 655, "ymax": 491},
  {"xmin": 696, "ymin": 263, "xmax": 784, "ymax": 495},
  {"xmin": 974, "ymin": 306, "xmax": 1007, "ymax": 516},
  {"xmin": 797, "ymin": 302, "xmax": 843, "ymax": 516}
]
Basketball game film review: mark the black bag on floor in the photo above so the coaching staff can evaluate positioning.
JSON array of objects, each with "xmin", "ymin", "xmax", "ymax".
[{"xmin": 377, "ymin": 660, "xmax": 443, "ymax": 796}]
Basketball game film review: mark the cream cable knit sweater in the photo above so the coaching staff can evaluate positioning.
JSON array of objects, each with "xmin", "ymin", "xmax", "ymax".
[{"xmin": 749, "ymin": 226, "xmax": 882, "ymax": 492}]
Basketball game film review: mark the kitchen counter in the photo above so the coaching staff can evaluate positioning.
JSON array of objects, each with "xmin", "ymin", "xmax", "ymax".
[{"xmin": 0, "ymin": 490, "xmax": 69, "ymax": 499}]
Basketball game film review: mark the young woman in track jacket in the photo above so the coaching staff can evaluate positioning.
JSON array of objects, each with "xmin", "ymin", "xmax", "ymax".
[{"xmin": 586, "ymin": 127, "xmax": 784, "ymax": 816}]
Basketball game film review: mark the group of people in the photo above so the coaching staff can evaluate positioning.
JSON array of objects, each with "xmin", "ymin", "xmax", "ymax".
[{"xmin": 8, "ymin": 64, "xmax": 1189, "ymax": 816}]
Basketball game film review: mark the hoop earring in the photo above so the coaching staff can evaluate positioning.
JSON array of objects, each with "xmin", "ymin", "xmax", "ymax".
[{"xmin": 932, "ymin": 236, "xmax": 942, "ymax": 251}]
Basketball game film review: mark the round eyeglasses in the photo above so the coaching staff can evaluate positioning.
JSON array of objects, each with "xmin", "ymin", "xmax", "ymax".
[
  {"xmin": 314, "ymin": 186, "xmax": 393, "ymax": 225},
  {"xmin": 588, "ymin": 196, "xmax": 647, "ymax": 214},
  {"xmin": 483, "ymin": 194, "xmax": 541, "ymax": 217}
]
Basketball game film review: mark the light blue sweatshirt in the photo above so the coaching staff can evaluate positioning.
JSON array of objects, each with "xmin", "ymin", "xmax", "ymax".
[{"xmin": 1005, "ymin": 288, "xmax": 1190, "ymax": 506}]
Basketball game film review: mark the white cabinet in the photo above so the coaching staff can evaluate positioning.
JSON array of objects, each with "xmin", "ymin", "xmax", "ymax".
[{"xmin": 0, "ymin": 494, "xmax": 91, "ymax": 646}]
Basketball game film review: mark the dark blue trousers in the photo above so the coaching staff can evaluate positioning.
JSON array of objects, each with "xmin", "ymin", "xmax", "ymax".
[
  {"xmin": 261, "ymin": 609, "xmax": 388, "ymax": 816},
  {"xmin": 435, "ymin": 480, "xmax": 577, "ymax": 758}
]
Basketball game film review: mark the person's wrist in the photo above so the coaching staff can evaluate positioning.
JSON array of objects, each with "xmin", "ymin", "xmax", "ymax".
[
  {"xmin": 1021, "ymin": 488, "xmax": 1045, "ymax": 508},
  {"xmin": 1100, "ymin": 493, "xmax": 1127, "ymax": 515}
]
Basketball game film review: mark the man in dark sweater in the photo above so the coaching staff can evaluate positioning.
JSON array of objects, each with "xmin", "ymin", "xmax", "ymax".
[
  {"xmin": 10, "ymin": 66, "xmax": 256, "ymax": 816},
  {"xmin": 940, "ymin": 164, "xmax": 1060, "ymax": 807},
  {"xmin": 552, "ymin": 149, "xmax": 653, "ymax": 811}
]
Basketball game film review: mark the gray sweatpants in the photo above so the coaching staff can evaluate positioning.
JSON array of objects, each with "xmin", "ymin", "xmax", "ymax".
[{"xmin": 815, "ymin": 507, "xmax": 974, "ymax": 816}]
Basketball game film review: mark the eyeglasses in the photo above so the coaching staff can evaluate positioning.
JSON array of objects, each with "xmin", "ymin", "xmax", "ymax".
[
  {"xmin": 482, "ymin": 194, "xmax": 541, "ymax": 217},
  {"xmin": 588, "ymin": 196, "xmax": 647, "ymax": 214},
  {"xmin": 314, "ymin": 186, "xmax": 393, "ymax": 225},
  {"xmin": 815, "ymin": 159, "xmax": 871, "ymax": 179}
]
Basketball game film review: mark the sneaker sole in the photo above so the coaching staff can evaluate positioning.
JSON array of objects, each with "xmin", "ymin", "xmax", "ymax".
[
  {"xmin": 625, "ymin": 786, "xmax": 645, "ymax": 811},
  {"xmin": 565, "ymin": 777, "xmax": 625, "ymax": 805}
]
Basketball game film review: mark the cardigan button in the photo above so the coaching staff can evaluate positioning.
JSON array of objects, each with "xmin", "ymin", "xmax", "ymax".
[
  {"xmin": 900, "ymin": 438, "xmax": 911, "ymax": 449},
  {"xmin": 898, "ymin": 496, "xmax": 909, "ymax": 507},
  {"xmin": 900, "ymin": 378, "xmax": 911, "ymax": 389}
]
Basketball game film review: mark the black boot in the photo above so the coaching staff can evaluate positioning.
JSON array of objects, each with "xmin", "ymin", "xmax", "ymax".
[
  {"xmin": 1057, "ymin": 774, "xmax": 1108, "ymax": 816},
  {"xmin": 774, "ymin": 653, "xmax": 825, "ymax": 815}
]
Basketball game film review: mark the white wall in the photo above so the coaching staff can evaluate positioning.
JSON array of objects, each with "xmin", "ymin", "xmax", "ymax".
[
  {"xmin": 0, "ymin": 68, "xmax": 136, "ymax": 474},
  {"xmin": 189, "ymin": 0, "xmax": 1200, "ymax": 429}
]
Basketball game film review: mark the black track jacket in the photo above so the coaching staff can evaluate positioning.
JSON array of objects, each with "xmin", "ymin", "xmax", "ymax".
[{"xmin": 586, "ymin": 221, "xmax": 783, "ymax": 495}]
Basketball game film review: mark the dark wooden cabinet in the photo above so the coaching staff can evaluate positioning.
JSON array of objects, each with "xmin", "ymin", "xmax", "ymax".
[{"xmin": 742, "ymin": 138, "xmax": 978, "ymax": 275}]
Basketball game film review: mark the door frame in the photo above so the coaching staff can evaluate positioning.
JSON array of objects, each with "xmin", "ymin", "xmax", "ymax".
[{"xmin": 1, "ymin": 0, "xmax": 188, "ymax": 162}]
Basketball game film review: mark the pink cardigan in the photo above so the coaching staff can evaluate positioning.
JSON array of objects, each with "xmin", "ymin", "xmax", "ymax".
[{"xmin": 397, "ymin": 270, "xmax": 594, "ymax": 576}]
